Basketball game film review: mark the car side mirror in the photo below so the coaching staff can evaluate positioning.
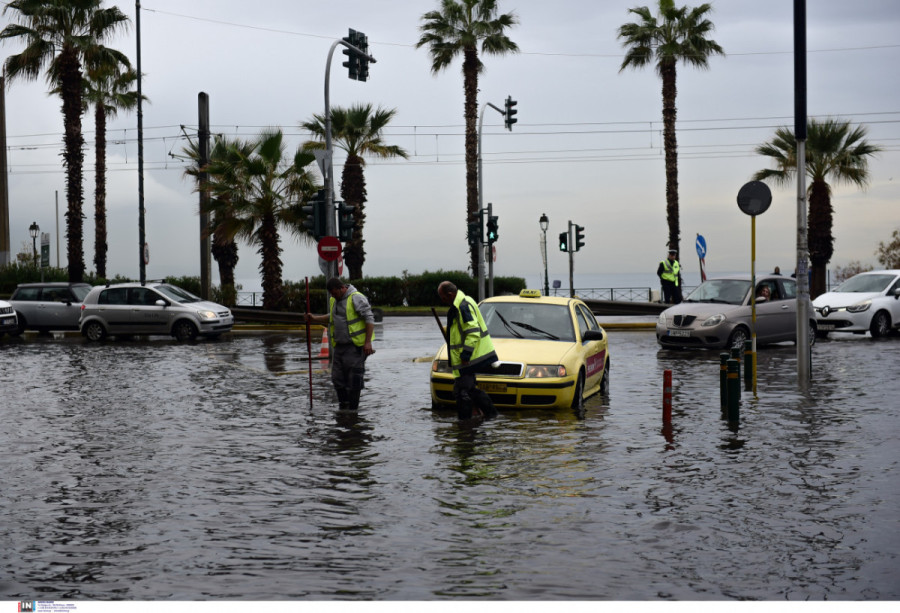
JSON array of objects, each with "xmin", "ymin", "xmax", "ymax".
[
  {"xmin": 893, "ymin": 288, "xmax": 900, "ymax": 299},
  {"xmin": 582, "ymin": 329, "xmax": 605, "ymax": 342},
  {"xmin": 155, "ymin": 300, "xmax": 167, "ymax": 307}
]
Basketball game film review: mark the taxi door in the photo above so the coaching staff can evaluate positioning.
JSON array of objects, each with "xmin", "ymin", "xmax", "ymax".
[{"xmin": 575, "ymin": 304, "xmax": 607, "ymax": 389}]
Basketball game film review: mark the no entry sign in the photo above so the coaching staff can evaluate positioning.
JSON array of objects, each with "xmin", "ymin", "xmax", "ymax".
[{"xmin": 317, "ymin": 236, "xmax": 342, "ymax": 262}]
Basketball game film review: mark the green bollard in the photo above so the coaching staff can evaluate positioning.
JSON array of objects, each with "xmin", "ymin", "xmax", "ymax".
[
  {"xmin": 720, "ymin": 352, "xmax": 729, "ymax": 414},
  {"xmin": 727, "ymin": 359, "xmax": 740, "ymax": 423},
  {"xmin": 743, "ymin": 339, "xmax": 753, "ymax": 391},
  {"xmin": 730, "ymin": 345, "xmax": 741, "ymax": 383}
]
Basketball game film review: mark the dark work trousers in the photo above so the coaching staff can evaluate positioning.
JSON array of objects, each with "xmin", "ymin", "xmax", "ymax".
[
  {"xmin": 661, "ymin": 280, "xmax": 683, "ymax": 304},
  {"xmin": 331, "ymin": 343, "xmax": 367, "ymax": 411},
  {"xmin": 453, "ymin": 372, "xmax": 498, "ymax": 421}
]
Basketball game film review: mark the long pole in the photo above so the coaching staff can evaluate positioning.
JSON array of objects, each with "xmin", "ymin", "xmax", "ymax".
[
  {"xmin": 136, "ymin": 1, "xmax": 146, "ymax": 284},
  {"xmin": 323, "ymin": 42, "xmax": 339, "ymax": 280},
  {"xmin": 794, "ymin": 0, "xmax": 811, "ymax": 384},
  {"xmin": 477, "ymin": 105, "xmax": 486, "ymax": 301},
  {"xmin": 198, "ymin": 93, "xmax": 210, "ymax": 299},
  {"xmin": 568, "ymin": 220, "xmax": 574, "ymax": 297},
  {"xmin": 305, "ymin": 277, "xmax": 313, "ymax": 407},
  {"xmin": 541, "ymin": 228, "xmax": 549, "ymax": 296}
]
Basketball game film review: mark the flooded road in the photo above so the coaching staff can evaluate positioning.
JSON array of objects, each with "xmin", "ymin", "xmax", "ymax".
[{"xmin": 1, "ymin": 318, "xmax": 898, "ymax": 600}]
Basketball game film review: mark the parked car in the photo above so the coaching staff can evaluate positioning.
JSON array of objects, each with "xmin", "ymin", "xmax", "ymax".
[
  {"xmin": 79, "ymin": 282, "xmax": 234, "ymax": 341},
  {"xmin": 430, "ymin": 289, "xmax": 610, "ymax": 410},
  {"xmin": 8, "ymin": 282, "xmax": 92, "ymax": 334},
  {"xmin": 813, "ymin": 269, "xmax": 900, "ymax": 338},
  {"xmin": 656, "ymin": 274, "xmax": 817, "ymax": 350},
  {"xmin": 0, "ymin": 299, "xmax": 18, "ymax": 338}
]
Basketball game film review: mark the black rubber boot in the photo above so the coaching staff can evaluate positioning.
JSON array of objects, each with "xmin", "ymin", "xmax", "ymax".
[
  {"xmin": 456, "ymin": 399, "xmax": 474, "ymax": 421},
  {"xmin": 336, "ymin": 388, "xmax": 349, "ymax": 411},
  {"xmin": 347, "ymin": 389, "xmax": 361, "ymax": 412}
]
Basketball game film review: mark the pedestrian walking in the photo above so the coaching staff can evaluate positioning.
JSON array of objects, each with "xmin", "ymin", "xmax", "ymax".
[
  {"xmin": 305, "ymin": 278, "xmax": 375, "ymax": 412},
  {"xmin": 437, "ymin": 281, "xmax": 499, "ymax": 422},
  {"xmin": 657, "ymin": 248, "xmax": 683, "ymax": 304}
]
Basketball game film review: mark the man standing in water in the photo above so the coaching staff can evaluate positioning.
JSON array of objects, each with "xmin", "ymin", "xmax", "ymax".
[
  {"xmin": 306, "ymin": 278, "xmax": 375, "ymax": 412},
  {"xmin": 437, "ymin": 281, "xmax": 499, "ymax": 422}
]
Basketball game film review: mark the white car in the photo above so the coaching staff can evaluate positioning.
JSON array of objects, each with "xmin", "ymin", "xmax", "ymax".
[
  {"xmin": 0, "ymin": 299, "xmax": 18, "ymax": 338},
  {"xmin": 813, "ymin": 270, "xmax": 900, "ymax": 338}
]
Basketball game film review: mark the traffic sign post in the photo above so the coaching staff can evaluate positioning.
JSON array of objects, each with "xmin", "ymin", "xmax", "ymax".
[{"xmin": 696, "ymin": 234, "xmax": 707, "ymax": 281}]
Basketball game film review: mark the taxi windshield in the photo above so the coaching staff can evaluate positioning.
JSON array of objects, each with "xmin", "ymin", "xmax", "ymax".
[{"xmin": 481, "ymin": 302, "xmax": 574, "ymax": 341}]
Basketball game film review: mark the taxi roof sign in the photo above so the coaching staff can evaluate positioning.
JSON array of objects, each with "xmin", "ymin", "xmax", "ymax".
[{"xmin": 519, "ymin": 289, "xmax": 542, "ymax": 298}]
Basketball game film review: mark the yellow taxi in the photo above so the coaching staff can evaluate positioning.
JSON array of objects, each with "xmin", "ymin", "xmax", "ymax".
[{"xmin": 430, "ymin": 290, "xmax": 610, "ymax": 410}]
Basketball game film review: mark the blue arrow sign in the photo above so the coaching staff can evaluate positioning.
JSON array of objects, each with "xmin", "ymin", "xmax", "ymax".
[{"xmin": 695, "ymin": 234, "xmax": 707, "ymax": 259}]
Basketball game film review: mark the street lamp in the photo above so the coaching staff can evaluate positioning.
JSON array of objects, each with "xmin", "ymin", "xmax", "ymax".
[
  {"xmin": 539, "ymin": 213, "xmax": 549, "ymax": 296},
  {"xmin": 29, "ymin": 221, "xmax": 39, "ymax": 267}
]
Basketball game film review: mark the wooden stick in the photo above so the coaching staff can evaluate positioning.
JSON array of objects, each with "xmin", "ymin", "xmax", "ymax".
[{"xmin": 305, "ymin": 277, "xmax": 313, "ymax": 407}]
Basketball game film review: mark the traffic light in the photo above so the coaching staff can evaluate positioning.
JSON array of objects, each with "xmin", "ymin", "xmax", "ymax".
[
  {"xmin": 558, "ymin": 231, "xmax": 569, "ymax": 253},
  {"xmin": 337, "ymin": 201, "xmax": 356, "ymax": 242},
  {"xmin": 355, "ymin": 31, "xmax": 369, "ymax": 82},
  {"xmin": 467, "ymin": 219, "xmax": 482, "ymax": 249},
  {"xmin": 486, "ymin": 215, "xmax": 499, "ymax": 244},
  {"xmin": 504, "ymin": 95, "xmax": 518, "ymax": 131},
  {"xmin": 341, "ymin": 31, "xmax": 359, "ymax": 80},
  {"xmin": 301, "ymin": 189, "xmax": 327, "ymax": 240},
  {"xmin": 574, "ymin": 224, "xmax": 585, "ymax": 252}
]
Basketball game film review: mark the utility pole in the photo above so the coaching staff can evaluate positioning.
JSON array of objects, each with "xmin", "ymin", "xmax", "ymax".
[
  {"xmin": 198, "ymin": 93, "xmax": 210, "ymax": 299},
  {"xmin": 136, "ymin": 0, "xmax": 146, "ymax": 284},
  {"xmin": 794, "ymin": 0, "xmax": 811, "ymax": 384},
  {"xmin": 0, "ymin": 74, "xmax": 9, "ymax": 268}
]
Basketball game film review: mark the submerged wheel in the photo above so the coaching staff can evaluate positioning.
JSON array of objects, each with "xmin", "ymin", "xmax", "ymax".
[
  {"xmin": 869, "ymin": 311, "xmax": 891, "ymax": 338},
  {"xmin": 599, "ymin": 361, "xmax": 610, "ymax": 395},
  {"xmin": 728, "ymin": 326, "xmax": 749, "ymax": 351},
  {"xmin": 570, "ymin": 371, "xmax": 585, "ymax": 410},
  {"xmin": 173, "ymin": 320, "xmax": 198, "ymax": 341},
  {"xmin": 83, "ymin": 321, "xmax": 106, "ymax": 342}
]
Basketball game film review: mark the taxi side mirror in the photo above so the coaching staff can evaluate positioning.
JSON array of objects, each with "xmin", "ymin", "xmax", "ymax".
[{"xmin": 582, "ymin": 329, "xmax": 605, "ymax": 342}]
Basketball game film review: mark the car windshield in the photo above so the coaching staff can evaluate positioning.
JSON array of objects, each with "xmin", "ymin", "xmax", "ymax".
[
  {"xmin": 154, "ymin": 284, "xmax": 202, "ymax": 304},
  {"xmin": 835, "ymin": 274, "xmax": 896, "ymax": 293},
  {"xmin": 72, "ymin": 285, "xmax": 91, "ymax": 301},
  {"xmin": 684, "ymin": 279, "xmax": 751, "ymax": 305},
  {"xmin": 481, "ymin": 302, "xmax": 574, "ymax": 341}
]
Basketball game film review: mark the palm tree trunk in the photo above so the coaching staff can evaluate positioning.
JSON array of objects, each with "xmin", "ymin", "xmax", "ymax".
[
  {"xmin": 463, "ymin": 46, "xmax": 480, "ymax": 275},
  {"xmin": 661, "ymin": 60, "xmax": 680, "ymax": 255},
  {"xmin": 808, "ymin": 179, "xmax": 833, "ymax": 298},
  {"xmin": 60, "ymin": 46, "xmax": 86, "ymax": 283},
  {"xmin": 342, "ymin": 156, "xmax": 367, "ymax": 280},
  {"xmin": 94, "ymin": 104, "xmax": 108, "ymax": 278},
  {"xmin": 259, "ymin": 212, "xmax": 284, "ymax": 309},
  {"xmin": 211, "ymin": 235, "xmax": 239, "ymax": 307}
]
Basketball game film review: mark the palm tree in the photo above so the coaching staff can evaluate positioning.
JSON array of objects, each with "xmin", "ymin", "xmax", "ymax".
[
  {"xmin": 202, "ymin": 129, "xmax": 320, "ymax": 310},
  {"xmin": 753, "ymin": 118, "xmax": 882, "ymax": 298},
  {"xmin": 301, "ymin": 104, "xmax": 408, "ymax": 280},
  {"xmin": 1, "ymin": 0, "xmax": 130, "ymax": 283},
  {"xmin": 417, "ymin": 0, "xmax": 518, "ymax": 274},
  {"xmin": 617, "ymin": 0, "xmax": 723, "ymax": 257},
  {"xmin": 84, "ymin": 61, "xmax": 142, "ymax": 279},
  {"xmin": 182, "ymin": 136, "xmax": 240, "ymax": 306}
]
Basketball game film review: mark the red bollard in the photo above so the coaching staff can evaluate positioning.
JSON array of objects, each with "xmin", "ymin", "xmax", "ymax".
[{"xmin": 663, "ymin": 369, "xmax": 673, "ymax": 424}]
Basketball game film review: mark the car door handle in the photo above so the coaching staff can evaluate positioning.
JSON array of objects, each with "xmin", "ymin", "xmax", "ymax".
[{"xmin": 781, "ymin": 305, "xmax": 789, "ymax": 309}]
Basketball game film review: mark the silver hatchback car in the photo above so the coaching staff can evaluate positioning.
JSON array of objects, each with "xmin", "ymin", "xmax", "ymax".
[
  {"xmin": 79, "ymin": 282, "xmax": 234, "ymax": 341},
  {"xmin": 9, "ymin": 282, "xmax": 92, "ymax": 333},
  {"xmin": 656, "ymin": 274, "xmax": 817, "ymax": 350}
]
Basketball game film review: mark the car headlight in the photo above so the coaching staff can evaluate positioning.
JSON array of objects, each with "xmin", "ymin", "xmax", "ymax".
[
  {"xmin": 432, "ymin": 359, "xmax": 452, "ymax": 374},
  {"xmin": 526, "ymin": 364, "xmax": 566, "ymax": 378},
  {"xmin": 847, "ymin": 300, "xmax": 871, "ymax": 313},
  {"xmin": 658, "ymin": 313, "xmax": 667, "ymax": 325},
  {"xmin": 702, "ymin": 314, "xmax": 726, "ymax": 327},
  {"xmin": 197, "ymin": 310, "xmax": 218, "ymax": 319}
]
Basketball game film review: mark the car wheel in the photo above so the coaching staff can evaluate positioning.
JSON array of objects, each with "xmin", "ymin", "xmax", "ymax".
[
  {"xmin": 808, "ymin": 321, "xmax": 816, "ymax": 347},
  {"xmin": 571, "ymin": 371, "xmax": 585, "ymax": 410},
  {"xmin": 600, "ymin": 361, "xmax": 610, "ymax": 395},
  {"xmin": 727, "ymin": 326, "xmax": 749, "ymax": 351},
  {"xmin": 869, "ymin": 311, "xmax": 890, "ymax": 338},
  {"xmin": 83, "ymin": 321, "xmax": 106, "ymax": 342},
  {"xmin": 173, "ymin": 320, "xmax": 198, "ymax": 341}
]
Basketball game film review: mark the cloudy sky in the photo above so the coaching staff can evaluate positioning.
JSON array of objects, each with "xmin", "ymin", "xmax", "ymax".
[{"xmin": 3, "ymin": 0, "xmax": 899, "ymax": 289}]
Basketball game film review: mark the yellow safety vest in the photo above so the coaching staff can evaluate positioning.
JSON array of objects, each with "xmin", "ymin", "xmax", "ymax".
[
  {"xmin": 660, "ymin": 259, "xmax": 681, "ymax": 286},
  {"xmin": 447, "ymin": 290, "xmax": 496, "ymax": 377},
  {"xmin": 328, "ymin": 291, "xmax": 372, "ymax": 347}
]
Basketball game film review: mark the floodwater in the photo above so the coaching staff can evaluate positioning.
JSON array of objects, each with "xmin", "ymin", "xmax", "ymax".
[{"xmin": 1, "ymin": 318, "xmax": 898, "ymax": 601}]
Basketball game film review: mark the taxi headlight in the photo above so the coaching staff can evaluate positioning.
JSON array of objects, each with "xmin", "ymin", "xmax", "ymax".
[
  {"xmin": 847, "ymin": 300, "xmax": 871, "ymax": 313},
  {"xmin": 526, "ymin": 364, "xmax": 566, "ymax": 378},
  {"xmin": 702, "ymin": 314, "xmax": 726, "ymax": 327},
  {"xmin": 432, "ymin": 359, "xmax": 452, "ymax": 374}
]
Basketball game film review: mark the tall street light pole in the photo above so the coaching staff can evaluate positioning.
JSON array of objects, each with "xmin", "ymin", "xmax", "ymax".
[
  {"xmin": 136, "ymin": 1, "xmax": 146, "ymax": 284},
  {"xmin": 29, "ymin": 221, "xmax": 39, "ymax": 267},
  {"xmin": 539, "ymin": 213, "xmax": 549, "ymax": 296}
]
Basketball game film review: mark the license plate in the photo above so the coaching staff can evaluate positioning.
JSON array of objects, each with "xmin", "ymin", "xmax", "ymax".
[
  {"xmin": 478, "ymin": 381, "xmax": 507, "ymax": 393},
  {"xmin": 818, "ymin": 324, "xmax": 835, "ymax": 331},
  {"xmin": 667, "ymin": 329, "xmax": 691, "ymax": 337},
  {"xmin": 1, "ymin": 317, "xmax": 14, "ymax": 325}
]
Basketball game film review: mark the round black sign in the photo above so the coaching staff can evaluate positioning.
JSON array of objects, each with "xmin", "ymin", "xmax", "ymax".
[{"xmin": 736, "ymin": 180, "xmax": 772, "ymax": 216}]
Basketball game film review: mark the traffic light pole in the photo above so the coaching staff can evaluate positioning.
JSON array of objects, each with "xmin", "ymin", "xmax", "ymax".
[
  {"xmin": 568, "ymin": 220, "xmax": 575, "ymax": 298},
  {"xmin": 477, "ymin": 100, "xmax": 510, "ymax": 300},
  {"xmin": 323, "ymin": 32, "xmax": 376, "ymax": 280}
]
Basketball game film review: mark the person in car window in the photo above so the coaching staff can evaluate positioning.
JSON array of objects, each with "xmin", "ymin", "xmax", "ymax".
[{"xmin": 438, "ymin": 281, "xmax": 499, "ymax": 422}]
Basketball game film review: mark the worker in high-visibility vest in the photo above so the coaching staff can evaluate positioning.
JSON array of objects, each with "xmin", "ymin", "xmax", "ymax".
[
  {"xmin": 657, "ymin": 248, "xmax": 683, "ymax": 304},
  {"xmin": 438, "ymin": 280, "xmax": 499, "ymax": 422},
  {"xmin": 306, "ymin": 277, "xmax": 375, "ymax": 412}
]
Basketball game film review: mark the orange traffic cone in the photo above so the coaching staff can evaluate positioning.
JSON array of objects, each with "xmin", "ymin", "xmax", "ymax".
[{"xmin": 318, "ymin": 327, "xmax": 330, "ymax": 359}]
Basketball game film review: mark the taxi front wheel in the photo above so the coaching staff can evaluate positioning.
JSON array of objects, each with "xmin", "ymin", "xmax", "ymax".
[{"xmin": 570, "ymin": 372, "xmax": 585, "ymax": 410}]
